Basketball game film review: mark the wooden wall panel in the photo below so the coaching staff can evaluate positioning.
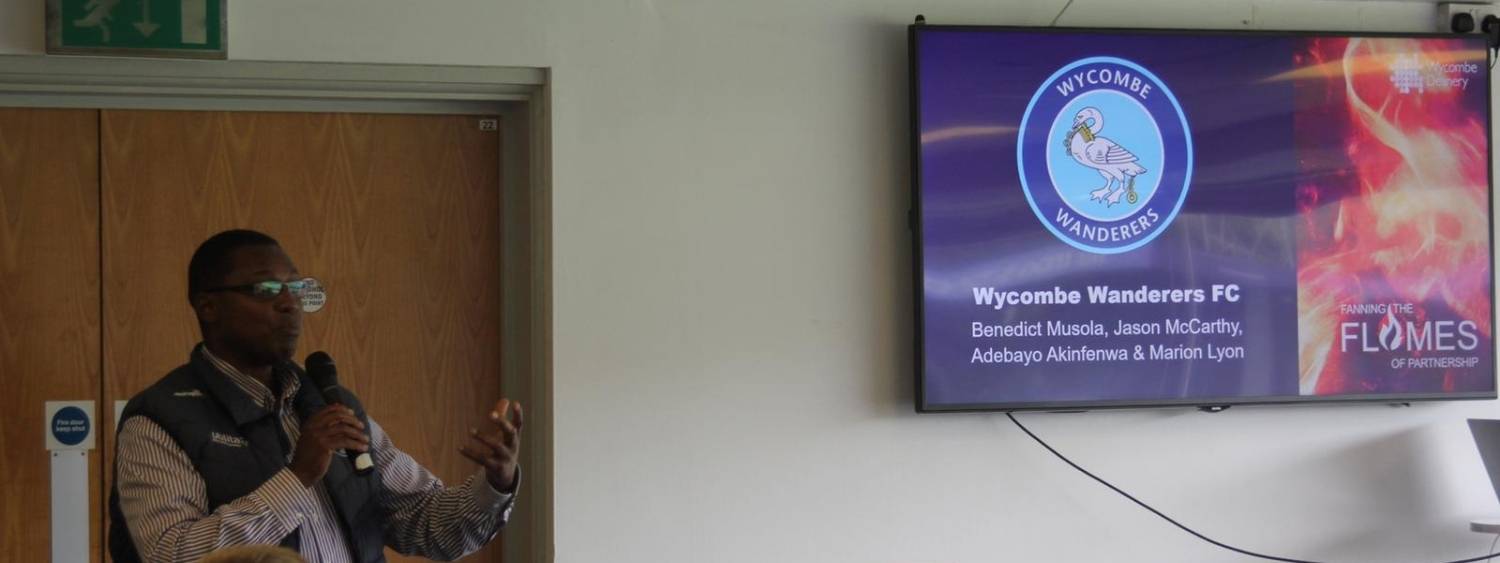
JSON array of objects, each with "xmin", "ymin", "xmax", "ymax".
[
  {"xmin": 102, "ymin": 110, "xmax": 503, "ymax": 562},
  {"xmin": 0, "ymin": 108, "xmax": 101, "ymax": 563}
]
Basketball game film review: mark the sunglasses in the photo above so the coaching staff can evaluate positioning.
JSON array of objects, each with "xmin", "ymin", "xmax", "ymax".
[{"xmin": 204, "ymin": 278, "xmax": 317, "ymax": 300}]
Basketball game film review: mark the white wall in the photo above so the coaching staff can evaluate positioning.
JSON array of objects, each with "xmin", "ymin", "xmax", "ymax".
[{"xmin": 8, "ymin": 1, "xmax": 1500, "ymax": 561}]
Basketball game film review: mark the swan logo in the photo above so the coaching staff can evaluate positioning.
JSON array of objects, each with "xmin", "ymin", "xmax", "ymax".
[{"xmin": 1018, "ymin": 57, "xmax": 1193, "ymax": 254}]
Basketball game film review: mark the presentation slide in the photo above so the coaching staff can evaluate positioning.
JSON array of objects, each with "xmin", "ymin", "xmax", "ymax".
[{"xmin": 916, "ymin": 29, "xmax": 1493, "ymax": 410}]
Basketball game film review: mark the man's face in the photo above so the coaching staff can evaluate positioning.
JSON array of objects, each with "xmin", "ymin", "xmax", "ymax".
[{"xmin": 196, "ymin": 245, "xmax": 304, "ymax": 366}]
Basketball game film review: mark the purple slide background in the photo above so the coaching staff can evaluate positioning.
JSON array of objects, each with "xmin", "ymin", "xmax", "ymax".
[{"xmin": 919, "ymin": 30, "xmax": 1302, "ymax": 407}]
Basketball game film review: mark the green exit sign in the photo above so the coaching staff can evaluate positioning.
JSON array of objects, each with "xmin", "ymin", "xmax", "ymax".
[{"xmin": 46, "ymin": 0, "xmax": 226, "ymax": 59}]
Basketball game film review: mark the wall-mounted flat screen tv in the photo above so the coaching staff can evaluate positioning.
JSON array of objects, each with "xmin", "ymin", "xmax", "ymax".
[{"xmin": 912, "ymin": 25, "xmax": 1495, "ymax": 411}]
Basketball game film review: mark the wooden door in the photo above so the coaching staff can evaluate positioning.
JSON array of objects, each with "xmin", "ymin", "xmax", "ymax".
[
  {"xmin": 0, "ymin": 109, "xmax": 102, "ymax": 563},
  {"xmin": 101, "ymin": 110, "xmax": 504, "ymax": 562}
]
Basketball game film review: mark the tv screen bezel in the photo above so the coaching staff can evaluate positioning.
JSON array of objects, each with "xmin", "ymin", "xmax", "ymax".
[{"xmin": 909, "ymin": 24, "xmax": 1498, "ymax": 413}]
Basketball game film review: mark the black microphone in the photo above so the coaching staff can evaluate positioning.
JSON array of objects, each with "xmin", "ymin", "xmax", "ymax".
[{"xmin": 305, "ymin": 351, "xmax": 374, "ymax": 475}]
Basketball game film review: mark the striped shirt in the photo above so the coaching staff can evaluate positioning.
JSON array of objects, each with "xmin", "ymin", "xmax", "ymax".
[{"xmin": 115, "ymin": 346, "xmax": 515, "ymax": 563}]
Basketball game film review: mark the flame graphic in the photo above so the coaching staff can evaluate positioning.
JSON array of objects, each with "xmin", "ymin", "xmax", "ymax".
[
  {"xmin": 1296, "ymin": 38, "xmax": 1491, "ymax": 395},
  {"xmin": 1378, "ymin": 309, "xmax": 1403, "ymax": 351}
]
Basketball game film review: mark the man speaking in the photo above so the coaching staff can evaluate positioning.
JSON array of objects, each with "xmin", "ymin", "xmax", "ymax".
[{"xmin": 109, "ymin": 230, "xmax": 523, "ymax": 562}]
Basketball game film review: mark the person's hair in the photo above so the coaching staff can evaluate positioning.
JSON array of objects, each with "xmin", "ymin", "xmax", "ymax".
[
  {"xmin": 187, "ymin": 229, "xmax": 282, "ymax": 303},
  {"xmin": 199, "ymin": 545, "xmax": 306, "ymax": 563}
]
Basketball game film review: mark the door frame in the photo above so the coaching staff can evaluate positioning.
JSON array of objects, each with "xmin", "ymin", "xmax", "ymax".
[{"xmin": 0, "ymin": 54, "xmax": 555, "ymax": 563}]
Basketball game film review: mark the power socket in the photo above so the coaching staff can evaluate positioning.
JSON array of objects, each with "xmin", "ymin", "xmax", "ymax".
[{"xmin": 1438, "ymin": 3, "xmax": 1500, "ymax": 34}]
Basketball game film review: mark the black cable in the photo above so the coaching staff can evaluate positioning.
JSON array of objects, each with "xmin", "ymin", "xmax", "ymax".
[
  {"xmin": 1483, "ymin": 15, "xmax": 1500, "ymax": 69},
  {"xmin": 1006, "ymin": 412, "xmax": 1500, "ymax": 563},
  {"xmin": 1049, "ymin": 0, "xmax": 1075, "ymax": 27}
]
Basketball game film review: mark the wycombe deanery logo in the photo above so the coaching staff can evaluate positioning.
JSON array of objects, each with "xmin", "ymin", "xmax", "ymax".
[{"xmin": 1017, "ymin": 57, "xmax": 1193, "ymax": 254}]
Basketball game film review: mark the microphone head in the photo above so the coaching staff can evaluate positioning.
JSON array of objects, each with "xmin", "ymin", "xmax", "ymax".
[{"xmin": 305, "ymin": 351, "xmax": 338, "ymax": 389}]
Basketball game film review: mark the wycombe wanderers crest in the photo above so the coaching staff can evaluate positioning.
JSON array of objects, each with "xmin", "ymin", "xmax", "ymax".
[{"xmin": 1017, "ymin": 57, "xmax": 1193, "ymax": 254}]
